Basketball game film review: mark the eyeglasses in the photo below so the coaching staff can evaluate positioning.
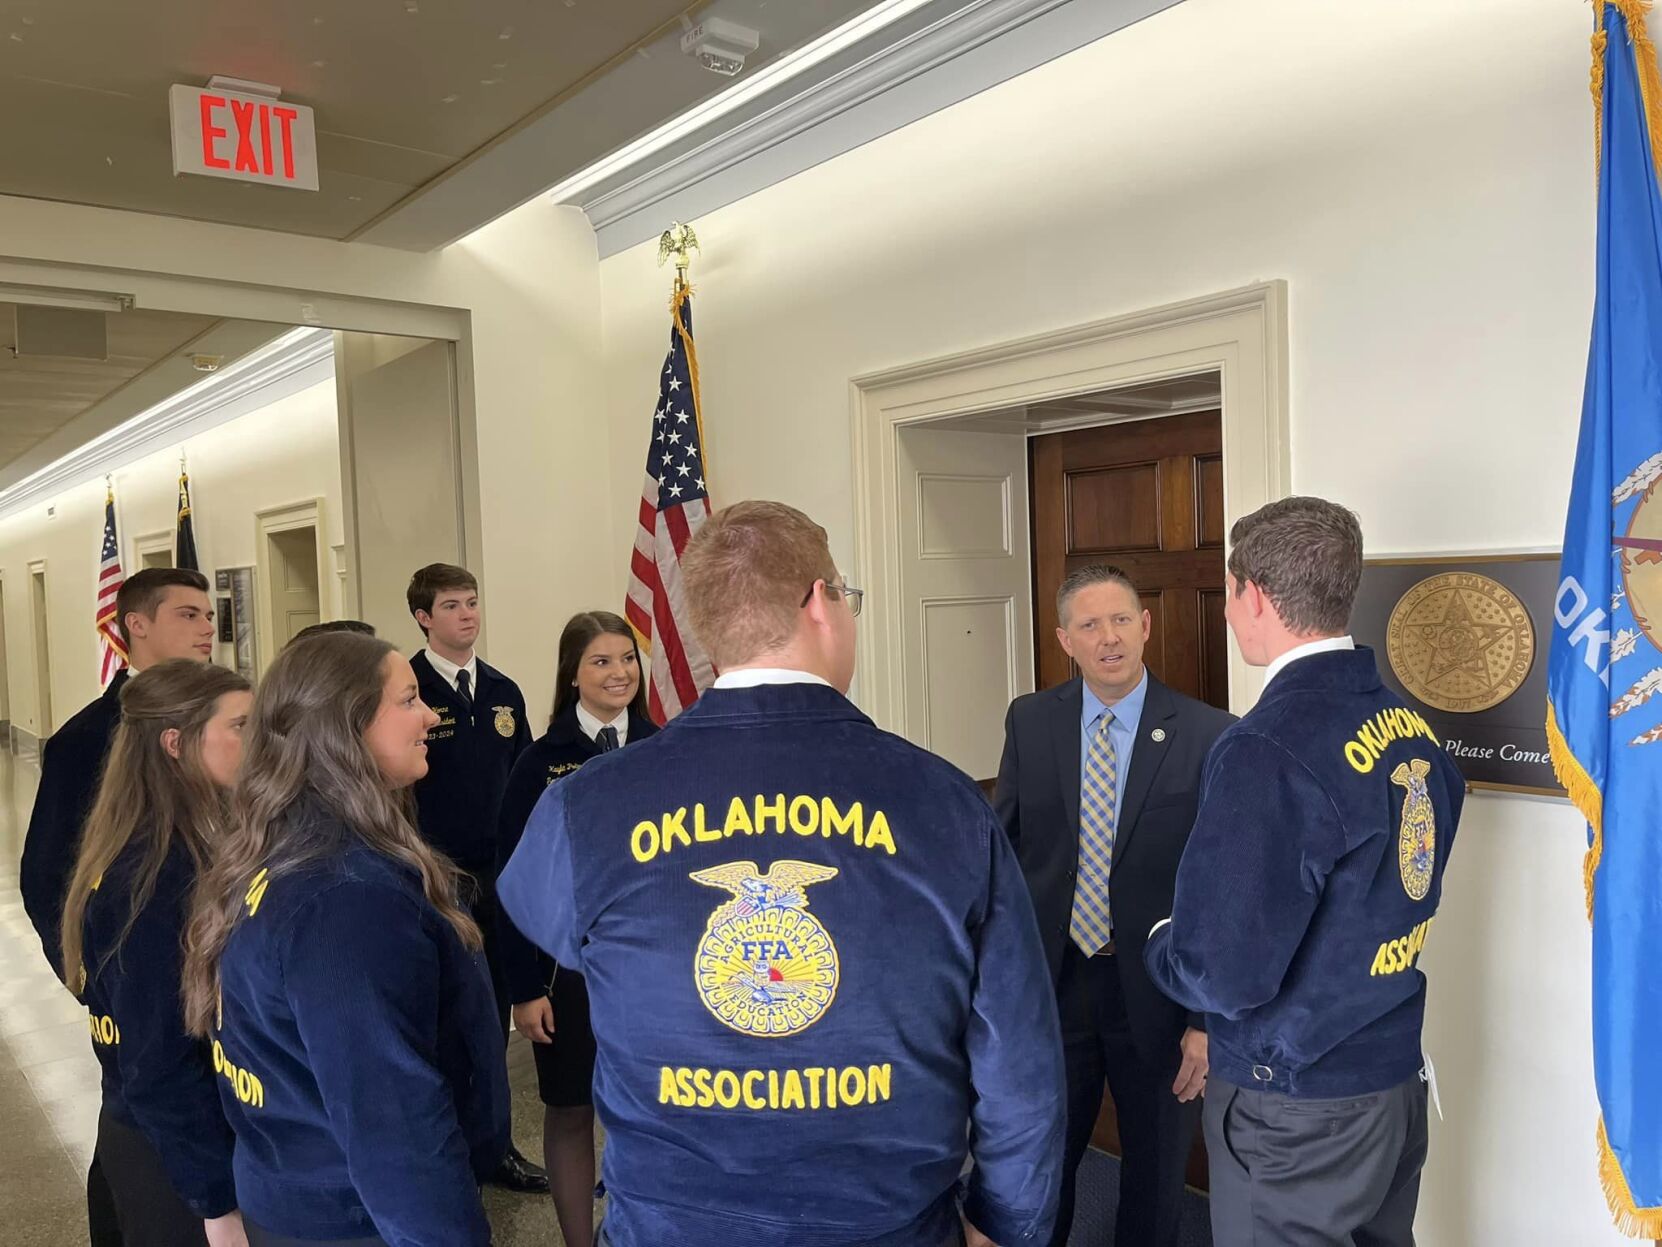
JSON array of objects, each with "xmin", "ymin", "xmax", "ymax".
[{"xmin": 801, "ymin": 579, "xmax": 864, "ymax": 618}]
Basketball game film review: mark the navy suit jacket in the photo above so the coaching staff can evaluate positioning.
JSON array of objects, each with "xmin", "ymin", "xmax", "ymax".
[
  {"xmin": 21, "ymin": 668, "xmax": 128, "ymax": 975},
  {"xmin": 993, "ymin": 673, "xmax": 1234, "ymax": 1063}
]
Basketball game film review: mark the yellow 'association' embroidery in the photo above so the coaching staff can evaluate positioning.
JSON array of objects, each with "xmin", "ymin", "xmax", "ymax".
[{"xmin": 657, "ymin": 1064, "xmax": 893, "ymax": 1111}]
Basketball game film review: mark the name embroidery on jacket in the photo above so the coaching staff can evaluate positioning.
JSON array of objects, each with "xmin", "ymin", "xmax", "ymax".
[
  {"xmin": 657, "ymin": 1063, "xmax": 894, "ymax": 1111},
  {"xmin": 1368, "ymin": 916, "xmax": 1434, "ymax": 977},
  {"xmin": 630, "ymin": 795, "xmax": 897, "ymax": 865},
  {"xmin": 1342, "ymin": 708, "xmax": 1439, "ymax": 774}
]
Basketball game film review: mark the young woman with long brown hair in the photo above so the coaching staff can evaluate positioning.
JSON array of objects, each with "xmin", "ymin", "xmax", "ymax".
[
  {"xmin": 180, "ymin": 631, "xmax": 509, "ymax": 1247},
  {"xmin": 61, "ymin": 659, "xmax": 253, "ymax": 1247},
  {"xmin": 495, "ymin": 610, "xmax": 657, "ymax": 1247}
]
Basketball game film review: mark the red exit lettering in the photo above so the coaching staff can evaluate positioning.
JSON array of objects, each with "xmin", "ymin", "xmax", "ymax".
[{"xmin": 197, "ymin": 95, "xmax": 303, "ymax": 183}]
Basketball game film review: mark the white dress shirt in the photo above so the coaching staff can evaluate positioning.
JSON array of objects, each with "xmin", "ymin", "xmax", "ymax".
[
  {"xmin": 712, "ymin": 668, "xmax": 832, "ymax": 690},
  {"xmin": 1263, "ymin": 635, "xmax": 1356, "ymax": 688},
  {"xmin": 423, "ymin": 648, "xmax": 479, "ymax": 696},
  {"xmin": 576, "ymin": 701, "xmax": 629, "ymax": 746}
]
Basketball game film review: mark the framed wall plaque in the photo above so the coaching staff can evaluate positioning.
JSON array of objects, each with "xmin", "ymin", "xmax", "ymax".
[{"xmin": 1352, "ymin": 553, "xmax": 1563, "ymax": 797}]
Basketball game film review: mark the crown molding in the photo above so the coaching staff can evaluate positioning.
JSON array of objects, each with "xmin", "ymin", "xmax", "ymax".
[
  {"xmin": 0, "ymin": 328, "xmax": 333, "ymax": 522},
  {"xmin": 578, "ymin": 0, "xmax": 1181, "ymax": 257}
]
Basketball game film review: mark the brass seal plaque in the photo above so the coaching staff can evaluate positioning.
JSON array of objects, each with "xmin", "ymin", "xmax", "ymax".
[
  {"xmin": 1385, "ymin": 572, "xmax": 1535, "ymax": 713},
  {"xmin": 1620, "ymin": 477, "xmax": 1662, "ymax": 654}
]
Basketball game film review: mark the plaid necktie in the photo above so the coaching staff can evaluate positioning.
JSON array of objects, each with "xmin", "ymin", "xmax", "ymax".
[{"xmin": 1071, "ymin": 710, "xmax": 1117, "ymax": 955}]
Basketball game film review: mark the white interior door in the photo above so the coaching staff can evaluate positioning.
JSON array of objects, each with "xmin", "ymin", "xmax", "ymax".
[{"xmin": 895, "ymin": 425, "xmax": 1033, "ymax": 782}]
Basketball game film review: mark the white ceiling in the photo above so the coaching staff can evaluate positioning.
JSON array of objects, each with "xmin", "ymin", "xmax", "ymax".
[
  {"xmin": 0, "ymin": 0, "xmax": 879, "ymax": 242},
  {"xmin": 0, "ymin": 302, "xmax": 214, "ymax": 468}
]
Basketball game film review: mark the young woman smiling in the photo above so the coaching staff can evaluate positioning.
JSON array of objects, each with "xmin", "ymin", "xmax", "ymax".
[
  {"xmin": 181, "ymin": 632, "xmax": 509, "ymax": 1247},
  {"xmin": 496, "ymin": 611, "xmax": 658, "ymax": 1247}
]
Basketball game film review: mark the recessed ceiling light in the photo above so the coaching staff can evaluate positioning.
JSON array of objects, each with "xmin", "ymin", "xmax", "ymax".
[
  {"xmin": 499, "ymin": 26, "xmax": 513, "ymax": 40},
  {"xmin": 480, "ymin": 78, "xmax": 499, "ymax": 87},
  {"xmin": 312, "ymin": 59, "xmax": 326, "ymax": 68},
  {"xmin": 9, "ymin": 32, "xmax": 23, "ymax": 42},
  {"xmin": 441, "ymin": 93, "xmax": 459, "ymax": 104}
]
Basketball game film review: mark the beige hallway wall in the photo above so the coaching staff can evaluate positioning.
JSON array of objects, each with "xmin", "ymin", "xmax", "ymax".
[
  {"xmin": 0, "ymin": 377, "xmax": 342, "ymax": 738},
  {"xmin": 596, "ymin": 0, "xmax": 1612, "ymax": 1243}
]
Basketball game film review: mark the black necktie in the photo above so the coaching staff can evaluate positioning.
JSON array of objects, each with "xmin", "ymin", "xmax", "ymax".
[
  {"xmin": 596, "ymin": 725, "xmax": 619, "ymax": 753},
  {"xmin": 455, "ymin": 669, "xmax": 473, "ymax": 714}
]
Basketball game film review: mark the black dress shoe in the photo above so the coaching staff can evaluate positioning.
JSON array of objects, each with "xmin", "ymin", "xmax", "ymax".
[{"xmin": 488, "ymin": 1144, "xmax": 550, "ymax": 1193}]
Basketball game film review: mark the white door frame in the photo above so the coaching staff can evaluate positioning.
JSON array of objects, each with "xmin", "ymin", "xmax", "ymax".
[
  {"xmin": 133, "ymin": 529, "xmax": 174, "ymax": 569},
  {"xmin": 253, "ymin": 499, "xmax": 327, "ymax": 670},
  {"xmin": 849, "ymin": 281, "xmax": 1290, "ymax": 738}
]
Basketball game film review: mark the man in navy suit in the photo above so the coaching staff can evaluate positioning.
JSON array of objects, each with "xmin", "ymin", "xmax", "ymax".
[{"xmin": 995, "ymin": 564, "xmax": 1234, "ymax": 1247}]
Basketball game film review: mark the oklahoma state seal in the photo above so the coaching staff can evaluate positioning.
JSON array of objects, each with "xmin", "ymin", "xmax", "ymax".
[
  {"xmin": 689, "ymin": 860, "xmax": 840, "ymax": 1038},
  {"xmin": 1386, "ymin": 572, "xmax": 1535, "ymax": 713}
]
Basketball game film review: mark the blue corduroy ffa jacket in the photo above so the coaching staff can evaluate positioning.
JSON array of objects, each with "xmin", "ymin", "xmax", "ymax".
[
  {"xmin": 81, "ymin": 836, "xmax": 236, "ymax": 1218},
  {"xmin": 500, "ymin": 682, "xmax": 1066, "ymax": 1247},
  {"xmin": 214, "ymin": 814, "xmax": 509, "ymax": 1246},
  {"xmin": 1145, "ymin": 647, "xmax": 1466, "ymax": 1098}
]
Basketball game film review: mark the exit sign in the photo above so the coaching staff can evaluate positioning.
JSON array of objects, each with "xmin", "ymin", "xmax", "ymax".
[{"xmin": 169, "ymin": 82, "xmax": 318, "ymax": 191}]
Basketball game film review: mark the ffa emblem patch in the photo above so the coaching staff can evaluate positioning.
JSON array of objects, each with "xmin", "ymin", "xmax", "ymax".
[
  {"xmin": 690, "ymin": 860, "xmax": 840, "ymax": 1038},
  {"xmin": 1391, "ymin": 759, "xmax": 1436, "ymax": 901},
  {"xmin": 493, "ymin": 706, "xmax": 516, "ymax": 738}
]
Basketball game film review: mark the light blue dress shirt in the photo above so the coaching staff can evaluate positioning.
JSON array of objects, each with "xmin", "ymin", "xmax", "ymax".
[{"xmin": 1080, "ymin": 667, "xmax": 1148, "ymax": 830}]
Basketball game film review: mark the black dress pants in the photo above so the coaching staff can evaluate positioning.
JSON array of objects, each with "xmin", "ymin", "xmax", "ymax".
[
  {"xmin": 93, "ymin": 1108, "xmax": 207, "ymax": 1247},
  {"xmin": 463, "ymin": 870, "xmax": 513, "ymax": 1040},
  {"xmin": 1052, "ymin": 943, "xmax": 1199, "ymax": 1247},
  {"xmin": 87, "ymin": 1152, "xmax": 123, "ymax": 1247},
  {"xmin": 1203, "ymin": 1073, "xmax": 1427, "ymax": 1247}
]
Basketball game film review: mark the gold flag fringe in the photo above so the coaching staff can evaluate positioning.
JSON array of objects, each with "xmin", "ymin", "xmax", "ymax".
[
  {"xmin": 1546, "ymin": 703, "xmax": 1603, "ymax": 919},
  {"xmin": 1601, "ymin": 1119, "xmax": 1662, "ymax": 1239},
  {"xmin": 1568, "ymin": 9, "xmax": 1662, "ymax": 1234}
]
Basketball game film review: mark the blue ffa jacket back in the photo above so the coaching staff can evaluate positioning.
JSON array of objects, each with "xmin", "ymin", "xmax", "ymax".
[
  {"xmin": 410, "ymin": 651, "xmax": 532, "ymax": 876},
  {"xmin": 80, "ymin": 836, "xmax": 236, "ymax": 1218},
  {"xmin": 1145, "ymin": 647, "xmax": 1465, "ymax": 1098},
  {"xmin": 214, "ymin": 816, "xmax": 509, "ymax": 1244},
  {"xmin": 500, "ymin": 683, "xmax": 1065, "ymax": 1247}
]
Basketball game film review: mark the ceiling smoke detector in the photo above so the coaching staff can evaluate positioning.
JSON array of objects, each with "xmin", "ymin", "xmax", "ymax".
[
  {"xmin": 681, "ymin": 17, "xmax": 759, "ymax": 77},
  {"xmin": 190, "ymin": 353, "xmax": 225, "ymax": 373}
]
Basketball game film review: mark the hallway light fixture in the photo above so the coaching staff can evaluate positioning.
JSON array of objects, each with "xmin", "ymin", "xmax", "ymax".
[
  {"xmin": 0, "ymin": 283, "xmax": 131, "ymax": 314},
  {"xmin": 545, "ymin": 0, "xmax": 938, "ymax": 204}
]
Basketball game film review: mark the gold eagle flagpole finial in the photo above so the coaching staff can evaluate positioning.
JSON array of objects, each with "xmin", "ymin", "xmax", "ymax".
[{"xmin": 658, "ymin": 221, "xmax": 699, "ymax": 293}]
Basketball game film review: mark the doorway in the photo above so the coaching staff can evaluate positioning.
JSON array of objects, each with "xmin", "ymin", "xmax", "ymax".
[
  {"xmin": 134, "ymin": 531, "xmax": 174, "ymax": 570},
  {"xmin": 29, "ymin": 562, "xmax": 51, "ymax": 737},
  {"xmin": 1031, "ymin": 407, "xmax": 1228, "ymax": 708},
  {"xmin": 255, "ymin": 500, "xmax": 326, "ymax": 665}
]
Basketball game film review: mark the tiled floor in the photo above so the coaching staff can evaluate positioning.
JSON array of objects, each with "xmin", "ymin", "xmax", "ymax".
[{"xmin": 0, "ymin": 748, "xmax": 566, "ymax": 1246}]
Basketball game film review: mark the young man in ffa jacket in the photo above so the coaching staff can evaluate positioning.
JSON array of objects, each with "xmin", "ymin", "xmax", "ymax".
[
  {"xmin": 19, "ymin": 566, "xmax": 216, "ymax": 1247},
  {"xmin": 405, "ymin": 562, "xmax": 547, "ymax": 1194},
  {"xmin": 1145, "ymin": 497, "xmax": 1465, "ymax": 1247},
  {"xmin": 994, "ymin": 564, "xmax": 1234, "ymax": 1247},
  {"xmin": 500, "ymin": 500, "xmax": 1066, "ymax": 1247}
]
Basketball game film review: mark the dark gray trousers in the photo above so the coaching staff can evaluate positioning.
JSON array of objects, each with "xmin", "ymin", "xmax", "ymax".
[{"xmin": 1204, "ymin": 1073, "xmax": 1428, "ymax": 1247}]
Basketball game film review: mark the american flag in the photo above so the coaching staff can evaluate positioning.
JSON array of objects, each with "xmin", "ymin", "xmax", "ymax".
[
  {"xmin": 625, "ymin": 286, "xmax": 715, "ymax": 722},
  {"xmin": 96, "ymin": 489, "xmax": 127, "ymax": 687}
]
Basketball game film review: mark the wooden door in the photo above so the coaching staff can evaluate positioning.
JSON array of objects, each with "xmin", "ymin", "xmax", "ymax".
[
  {"xmin": 1029, "ymin": 409, "xmax": 1226, "ymax": 1190},
  {"xmin": 1031, "ymin": 409, "xmax": 1228, "ymax": 708}
]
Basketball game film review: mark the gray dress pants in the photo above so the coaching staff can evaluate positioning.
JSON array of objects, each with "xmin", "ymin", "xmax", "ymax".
[{"xmin": 1204, "ymin": 1072, "xmax": 1428, "ymax": 1247}]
